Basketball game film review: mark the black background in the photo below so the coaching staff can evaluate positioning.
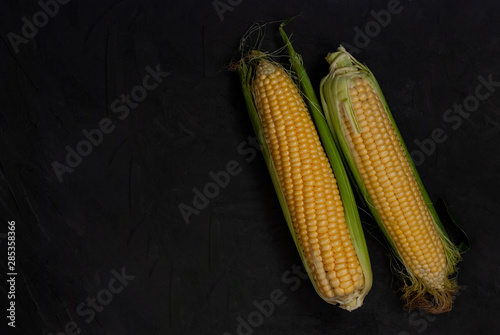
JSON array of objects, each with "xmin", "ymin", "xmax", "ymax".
[{"xmin": 1, "ymin": 0, "xmax": 499, "ymax": 334}]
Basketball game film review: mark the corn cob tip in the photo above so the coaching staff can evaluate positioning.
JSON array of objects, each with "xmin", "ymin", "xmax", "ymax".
[
  {"xmin": 324, "ymin": 46, "xmax": 358, "ymax": 73},
  {"xmin": 402, "ymin": 277, "xmax": 458, "ymax": 314}
]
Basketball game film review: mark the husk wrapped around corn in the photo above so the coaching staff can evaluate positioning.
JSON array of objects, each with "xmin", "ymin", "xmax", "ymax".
[
  {"xmin": 319, "ymin": 46, "xmax": 462, "ymax": 314},
  {"xmin": 235, "ymin": 28, "xmax": 373, "ymax": 311}
]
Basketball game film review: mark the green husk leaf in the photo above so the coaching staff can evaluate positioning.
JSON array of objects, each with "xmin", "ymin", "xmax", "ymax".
[
  {"xmin": 319, "ymin": 46, "xmax": 463, "ymax": 314},
  {"xmin": 279, "ymin": 23, "xmax": 372, "ymax": 310},
  {"xmin": 434, "ymin": 199, "xmax": 470, "ymax": 254}
]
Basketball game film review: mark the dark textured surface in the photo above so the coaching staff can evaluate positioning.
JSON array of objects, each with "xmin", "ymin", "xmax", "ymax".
[{"xmin": 0, "ymin": 0, "xmax": 499, "ymax": 334}]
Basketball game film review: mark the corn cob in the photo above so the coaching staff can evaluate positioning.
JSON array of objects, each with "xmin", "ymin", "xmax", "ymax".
[
  {"xmin": 320, "ymin": 46, "xmax": 461, "ymax": 313},
  {"xmin": 237, "ymin": 49, "xmax": 372, "ymax": 310}
]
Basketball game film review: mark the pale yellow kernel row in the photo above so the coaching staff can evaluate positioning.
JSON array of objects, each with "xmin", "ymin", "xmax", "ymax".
[{"xmin": 344, "ymin": 76, "xmax": 446, "ymax": 289}]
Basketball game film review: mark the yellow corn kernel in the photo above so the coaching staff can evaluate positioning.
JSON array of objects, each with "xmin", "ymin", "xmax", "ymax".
[
  {"xmin": 252, "ymin": 60, "xmax": 364, "ymax": 301},
  {"xmin": 320, "ymin": 46, "xmax": 462, "ymax": 314},
  {"xmin": 344, "ymin": 77, "xmax": 447, "ymax": 290}
]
